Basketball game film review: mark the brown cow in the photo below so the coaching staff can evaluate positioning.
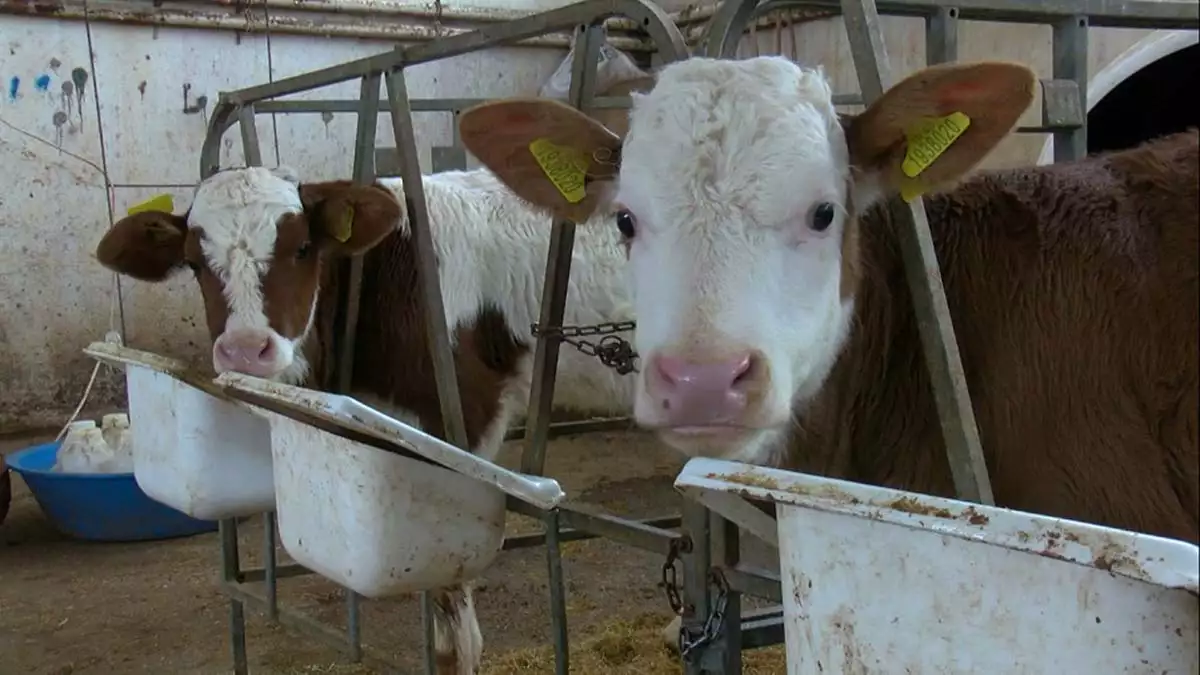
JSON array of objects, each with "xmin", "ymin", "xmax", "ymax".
[{"xmin": 460, "ymin": 56, "xmax": 1199, "ymax": 545}]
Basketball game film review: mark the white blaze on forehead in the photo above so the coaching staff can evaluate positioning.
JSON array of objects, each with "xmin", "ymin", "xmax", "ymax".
[{"xmin": 187, "ymin": 167, "xmax": 304, "ymax": 332}]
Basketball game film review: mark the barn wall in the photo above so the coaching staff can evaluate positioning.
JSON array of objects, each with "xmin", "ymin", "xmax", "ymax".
[
  {"xmin": 737, "ymin": 19, "xmax": 1168, "ymax": 170},
  {"xmin": 0, "ymin": 7, "xmax": 572, "ymax": 432}
]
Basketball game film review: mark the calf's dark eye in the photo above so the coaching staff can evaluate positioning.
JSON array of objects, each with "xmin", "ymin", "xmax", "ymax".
[
  {"xmin": 811, "ymin": 202, "xmax": 836, "ymax": 232},
  {"xmin": 296, "ymin": 241, "xmax": 312, "ymax": 260},
  {"xmin": 615, "ymin": 210, "xmax": 637, "ymax": 240}
]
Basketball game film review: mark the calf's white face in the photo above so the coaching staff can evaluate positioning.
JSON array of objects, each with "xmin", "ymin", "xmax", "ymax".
[
  {"xmin": 613, "ymin": 59, "xmax": 855, "ymax": 462},
  {"xmin": 461, "ymin": 56, "xmax": 1034, "ymax": 465},
  {"xmin": 189, "ymin": 168, "xmax": 311, "ymax": 381},
  {"xmin": 96, "ymin": 167, "xmax": 401, "ymax": 382}
]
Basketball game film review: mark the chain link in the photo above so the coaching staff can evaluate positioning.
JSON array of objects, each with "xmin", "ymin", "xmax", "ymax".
[
  {"xmin": 679, "ymin": 568, "xmax": 731, "ymax": 662},
  {"xmin": 661, "ymin": 538, "xmax": 685, "ymax": 615},
  {"xmin": 531, "ymin": 320, "xmax": 640, "ymax": 375}
]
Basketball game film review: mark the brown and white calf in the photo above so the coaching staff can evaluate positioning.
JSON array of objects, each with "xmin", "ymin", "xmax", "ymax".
[
  {"xmin": 461, "ymin": 57, "xmax": 1200, "ymax": 545},
  {"xmin": 94, "ymin": 164, "xmax": 639, "ymax": 671}
]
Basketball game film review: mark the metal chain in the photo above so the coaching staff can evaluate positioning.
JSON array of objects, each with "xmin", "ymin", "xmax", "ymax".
[
  {"xmin": 661, "ymin": 538, "xmax": 685, "ymax": 615},
  {"xmin": 679, "ymin": 569, "xmax": 731, "ymax": 662},
  {"xmin": 531, "ymin": 320, "xmax": 640, "ymax": 375}
]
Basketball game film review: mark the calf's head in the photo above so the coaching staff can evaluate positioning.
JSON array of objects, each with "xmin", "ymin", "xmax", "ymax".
[
  {"xmin": 96, "ymin": 167, "xmax": 401, "ymax": 382},
  {"xmin": 460, "ymin": 56, "xmax": 1034, "ymax": 464}
]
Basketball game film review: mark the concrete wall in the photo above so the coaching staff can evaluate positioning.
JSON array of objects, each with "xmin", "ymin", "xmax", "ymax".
[
  {"xmin": 0, "ymin": 8, "xmax": 569, "ymax": 431},
  {"xmin": 736, "ymin": 17, "xmax": 1192, "ymax": 170}
]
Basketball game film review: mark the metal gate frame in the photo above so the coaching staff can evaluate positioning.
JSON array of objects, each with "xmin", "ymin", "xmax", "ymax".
[
  {"xmin": 197, "ymin": 2, "xmax": 692, "ymax": 673},
  {"xmin": 192, "ymin": 0, "xmax": 1198, "ymax": 671}
]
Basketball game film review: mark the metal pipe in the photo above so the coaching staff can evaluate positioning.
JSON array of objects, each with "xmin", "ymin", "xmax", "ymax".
[
  {"xmin": 502, "ymin": 513, "xmax": 682, "ymax": 550},
  {"xmin": 518, "ymin": 23, "xmax": 600, "ymax": 477},
  {"xmin": 545, "ymin": 510, "xmax": 570, "ymax": 674},
  {"xmin": 0, "ymin": 0, "xmax": 656, "ymax": 51}
]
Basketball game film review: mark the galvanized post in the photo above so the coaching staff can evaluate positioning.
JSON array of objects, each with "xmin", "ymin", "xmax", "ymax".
[
  {"xmin": 840, "ymin": 0, "xmax": 994, "ymax": 505},
  {"xmin": 925, "ymin": 6, "xmax": 959, "ymax": 65},
  {"xmin": 384, "ymin": 64, "xmax": 472, "ymax": 675},
  {"xmin": 545, "ymin": 509, "xmax": 570, "ymax": 674},
  {"xmin": 713, "ymin": 515, "xmax": 742, "ymax": 674},
  {"xmin": 518, "ymin": 22, "xmax": 604, "ymax": 476},
  {"xmin": 1052, "ymin": 15, "xmax": 1089, "ymax": 162},
  {"xmin": 264, "ymin": 513, "xmax": 278, "ymax": 621},
  {"xmin": 680, "ymin": 499, "xmax": 716, "ymax": 675},
  {"xmin": 220, "ymin": 518, "xmax": 248, "ymax": 675}
]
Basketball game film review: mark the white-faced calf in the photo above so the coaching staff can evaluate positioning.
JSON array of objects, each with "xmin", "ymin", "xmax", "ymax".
[{"xmin": 461, "ymin": 56, "xmax": 1199, "ymax": 545}]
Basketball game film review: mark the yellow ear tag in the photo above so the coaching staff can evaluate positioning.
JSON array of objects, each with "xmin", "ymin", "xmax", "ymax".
[
  {"xmin": 901, "ymin": 112, "xmax": 971, "ymax": 180},
  {"xmin": 529, "ymin": 137, "xmax": 590, "ymax": 204},
  {"xmin": 126, "ymin": 193, "xmax": 175, "ymax": 217},
  {"xmin": 329, "ymin": 205, "xmax": 354, "ymax": 243}
]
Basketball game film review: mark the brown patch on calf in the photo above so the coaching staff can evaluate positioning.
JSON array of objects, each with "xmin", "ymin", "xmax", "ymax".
[
  {"xmin": 788, "ymin": 130, "xmax": 1200, "ymax": 544},
  {"xmin": 299, "ymin": 188, "xmax": 530, "ymax": 451},
  {"xmin": 261, "ymin": 213, "xmax": 321, "ymax": 340},
  {"xmin": 96, "ymin": 210, "xmax": 189, "ymax": 282}
]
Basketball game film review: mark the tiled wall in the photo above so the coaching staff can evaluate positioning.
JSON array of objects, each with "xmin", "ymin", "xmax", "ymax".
[{"xmin": 0, "ymin": 15, "xmax": 565, "ymax": 430}]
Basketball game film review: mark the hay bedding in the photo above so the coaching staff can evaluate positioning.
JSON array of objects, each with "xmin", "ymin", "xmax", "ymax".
[{"xmin": 284, "ymin": 613, "xmax": 787, "ymax": 674}]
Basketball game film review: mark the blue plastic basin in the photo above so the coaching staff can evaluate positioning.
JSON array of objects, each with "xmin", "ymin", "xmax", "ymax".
[{"xmin": 6, "ymin": 442, "xmax": 219, "ymax": 542}]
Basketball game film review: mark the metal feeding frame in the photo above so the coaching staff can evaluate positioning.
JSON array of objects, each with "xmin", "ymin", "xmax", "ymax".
[{"xmin": 193, "ymin": 0, "xmax": 1198, "ymax": 671}]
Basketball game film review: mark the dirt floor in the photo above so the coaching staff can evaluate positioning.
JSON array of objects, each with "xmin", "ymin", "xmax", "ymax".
[{"xmin": 0, "ymin": 427, "xmax": 782, "ymax": 675}]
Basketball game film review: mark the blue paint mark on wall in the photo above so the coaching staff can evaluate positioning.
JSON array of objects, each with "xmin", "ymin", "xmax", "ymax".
[
  {"xmin": 7, "ymin": 77, "xmax": 19, "ymax": 101},
  {"xmin": 34, "ymin": 74, "xmax": 51, "ymax": 92}
]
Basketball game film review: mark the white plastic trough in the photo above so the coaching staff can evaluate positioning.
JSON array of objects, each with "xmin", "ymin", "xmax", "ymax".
[
  {"xmin": 216, "ymin": 372, "xmax": 566, "ymax": 598},
  {"xmin": 676, "ymin": 458, "xmax": 1199, "ymax": 674},
  {"xmin": 84, "ymin": 342, "xmax": 275, "ymax": 520}
]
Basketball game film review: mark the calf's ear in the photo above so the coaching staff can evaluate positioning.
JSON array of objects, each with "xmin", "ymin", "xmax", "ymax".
[
  {"xmin": 458, "ymin": 98, "xmax": 622, "ymax": 223},
  {"xmin": 844, "ymin": 61, "xmax": 1035, "ymax": 205},
  {"xmin": 300, "ymin": 182, "xmax": 402, "ymax": 256},
  {"xmin": 96, "ymin": 211, "xmax": 189, "ymax": 282}
]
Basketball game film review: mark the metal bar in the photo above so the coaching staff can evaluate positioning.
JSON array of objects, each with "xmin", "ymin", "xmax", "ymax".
[
  {"xmin": 237, "ymin": 564, "xmax": 312, "ymax": 583},
  {"xmin": 264, "ymin": 512, "xmax": 278, "ymax": 621},
  {"xmin": 841, "ymin": 0, "xmax": 995, "ymax": 505},
  {"xmin": 714, "ymin": 0, "xmax": 1195, "ymax": 47},
  {"xmin": 346, "ymin": 590, "xmax": 363, "ymax": 662},
  {"xmin": 1052, "ymin": 15, "xmax": 1089, "ymax": 162},
  {"xmin": 724, "ymin": 565, "xmax": 783, "ymax": 603},
  {"xmin": 220, "ymin": 519, "xmax": 248, "ymax": 675},
  {"xmin": 715, "ymin": 516, "xmax": 742, "ymax": 673},
  {"xmin": 502, "ymin": 513, "xmax": 682, "ymax": 550},
  {"xmin": 545, "ymin": 510, "xmax": 570, "ymax": 674},
  {"xmin": 558, "ymin": 502, "xmax": 684, "ymax": 556},
  {"xmin": 333, "ymin": 73, "xmax": 381, "ymax": 395},
  {"xmin": 681, "ymin": 499, "xmax": 714, "ymax": 675},
  {"xmin": 237, "ymin": 105, "xmax": 263, "ymax": 167},
  {"xmin": 503, "ymin": 416, "xmax": 633, "ymax": 442},
  {"xmin": 254, "ymin": 94, "xmax": 645, "ymax": 116},
  {"xmin": 384, "ymin": 67, "xmax": 470, "ymax": 675},
  {"xmin": 740, "ymin": 607, "xmax": 785, "ymax": 650},
  {"xmin": 384, "ymin": 68, "xmax": 470, "ymax": 449},
  {"xmin": 223, "ymin": 580, "xmax": 358, "ymax": 656},
  {"xmin": 402, "ymin": 0, "xmax": 688, "ymax": 66},
  {"xmin": 221, "ymin": 0, "xmax": 687, "ymax": 106},
  {"xmin": 925, "ymin": 6, "xmax": 959, "ymax": 65},
  {"xmin": 518, "ymin": 23, "xmax": 603, "ymax": 476}
]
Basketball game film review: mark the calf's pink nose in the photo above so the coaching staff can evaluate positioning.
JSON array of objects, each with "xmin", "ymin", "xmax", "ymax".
[
  {"xmin": 213, "ymin": 331, "xmax": 278, "ymax": 376},
  {"xmin": 646, "ymin": 353, "xmax": 754, "ymax": 426}
]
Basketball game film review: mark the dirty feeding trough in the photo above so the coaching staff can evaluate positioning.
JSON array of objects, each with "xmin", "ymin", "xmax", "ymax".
[{"xmin": 79, "ymin": 0, "xmax": 1200, "ymax": 671}]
